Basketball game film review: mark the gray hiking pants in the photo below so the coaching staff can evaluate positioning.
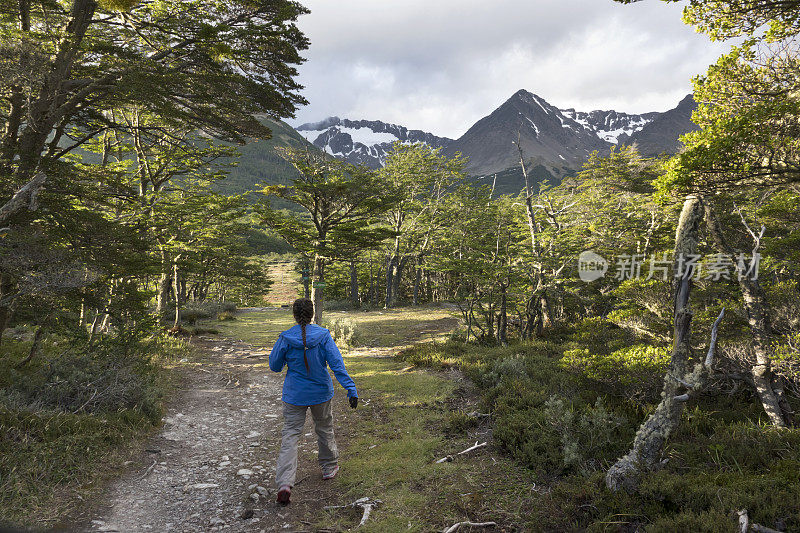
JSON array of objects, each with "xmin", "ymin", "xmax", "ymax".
[{"xmin": 275, "ymin": 400, "xmax": 338, "ymax": 488}]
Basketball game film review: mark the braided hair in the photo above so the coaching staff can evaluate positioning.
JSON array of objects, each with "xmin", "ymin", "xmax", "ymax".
[{"xmin": 292, "ymin": 298, "xmax": 315, "ymax": 374}]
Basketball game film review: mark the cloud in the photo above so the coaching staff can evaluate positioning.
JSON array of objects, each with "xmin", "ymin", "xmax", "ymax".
[{"xmin": 290, "ymin": 0, "xmax": 732, "ymax": 138}]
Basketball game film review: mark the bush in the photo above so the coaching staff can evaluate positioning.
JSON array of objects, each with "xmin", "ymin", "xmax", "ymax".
[
  {"xmin": 217, "ymin": 310, "xmax": 236, "ymax": 321},
  {"xmin": 0, "ymin": 337, "xmax": 178, "ymax": 423},
  {"xmin": 543, "ymin": 395, "xmax": 627, "ymax": 474},
  {"xmin": 561, "ymin": 343, "xmax": 670, "ymax": 403},
  {"xmin": 324, "ymin": 299, "xmax": 360, "ymax": 311},
  {"xmin": 0, "ymin": 332, "xmax": 187, "ymax": 527},
  {"xmin": 323, "ymin": 317, "xmax": 363, "ymax": 348}
]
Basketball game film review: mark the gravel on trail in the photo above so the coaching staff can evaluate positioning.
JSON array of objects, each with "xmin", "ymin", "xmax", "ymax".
[{"xmin": 84, "ymin": 335, "xmax": 346, "ymax": 533}]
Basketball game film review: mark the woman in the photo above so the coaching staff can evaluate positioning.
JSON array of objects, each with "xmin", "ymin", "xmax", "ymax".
[{"xmin": 268, "ymin": 298, "xmax": 358, "ymax": 505}]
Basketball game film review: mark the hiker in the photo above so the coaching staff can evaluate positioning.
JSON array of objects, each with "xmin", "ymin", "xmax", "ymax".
[{"xmin": 268, "ymin": 298, "xmax": 359, "ymax": 505}]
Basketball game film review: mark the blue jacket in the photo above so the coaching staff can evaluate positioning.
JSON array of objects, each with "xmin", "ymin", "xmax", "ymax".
[{"xmin": 269, "ymin": 324, "xmax": 358, "ymax": 406}]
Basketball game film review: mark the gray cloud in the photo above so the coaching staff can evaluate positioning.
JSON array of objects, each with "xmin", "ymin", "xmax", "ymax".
[{"xmin": 290, "ymin": 0, "xmax": 731, "ymax": 138}]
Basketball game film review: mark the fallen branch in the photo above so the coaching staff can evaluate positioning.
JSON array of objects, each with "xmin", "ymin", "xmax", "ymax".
[
  {"xmin": 443, "ymin": 521, "xmax": 497, "ymax": 533},
  {"xmin": 458, "ymin": 441, "xmax": 488, "ymax": 455},
  {"xmin": 325, "ymin": 497, "xmax": 382, "ymax": 527},
  {"xmin": 137, "ymin": 459, "xmax": 157, "ymax": 480},
  {"xmin": 435, "ymin": 441, "xmax": 488, "ymax": 464}
]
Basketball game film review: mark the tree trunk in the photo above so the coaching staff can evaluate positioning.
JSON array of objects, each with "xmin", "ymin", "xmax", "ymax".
[
  {"xmin": 498, "ymin": 284, "xmax": 508, "ymax": 346},
  {"xmin": 16, "ymin": 322, "xmax": 46, "ymax": 368},
  {"xmin": 384, "ymin": 254, "xmax": 396, "ymax": 309},
  {"xmin": 0, "ymin": 274, "xmax": 15, "ymax": 345},
  {"xmin": 391, "ymin": 256, "xmax": 408, "ymax": 307},
  {"xmin": 412, "ymin": 256, "xmax": 423, "ymax": 306},
  {"xmin": 606, "ymin": 195, "xmax": 711, "ymax": 492},
  {"xmin": 172, "ymin": 261, "xmax": 182, "ymax": 329},
  {"xmin": 350, "ymin": 260, "xmax": 359, "ymax": 307},
  {"xmin": 155, "ymin": 246, "xmax": 171, "ymax": 318},
  {"xmin": 704, "ymin": 202, "xmax": 793, "ymax": 427},
  {"xmin": 311, "ymin": 254, "xmax": 325, "ymax": 324}
]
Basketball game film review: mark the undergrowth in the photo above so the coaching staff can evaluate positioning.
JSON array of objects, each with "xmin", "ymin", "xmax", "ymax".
[
  {"xmin": 397, "ymin": 317, "xmax": 800, "ymax": 532},
  {"xmin": 0, "ymin": 332, "xmax": 191, "ymax": 528}
]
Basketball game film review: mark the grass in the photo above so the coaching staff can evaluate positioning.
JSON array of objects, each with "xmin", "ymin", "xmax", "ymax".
[
  {"xmin": 397, "ymin": 330, "xmax": 800, "ymax": 532},
  {"xmin": 316, "ymin": 352, "xmax": 534, "ymax": 532},
  {"xmin": 211, "ymin": 305, "xmax": 534, "ymax": 531},
  {"xmin": 264, "ymin": 261, "xmax": 303, "ymax": 307},
  {"xmin": 206, "ymin": 308, "xmax": 296, "ymax": 347},
  {"xmin": 0, "ymin": 333, "xmax": 194, "ymax": 529}
]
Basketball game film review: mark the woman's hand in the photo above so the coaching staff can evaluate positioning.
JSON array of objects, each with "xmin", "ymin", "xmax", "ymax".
[{"xmin": 349, "ymin": 396, "xmax": 358, "ymax": 409}]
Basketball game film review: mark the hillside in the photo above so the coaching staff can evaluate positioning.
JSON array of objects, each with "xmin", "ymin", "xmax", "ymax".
[{"xmin": 213, "ymin": 116, "xmax": 319, "ymax": 198}]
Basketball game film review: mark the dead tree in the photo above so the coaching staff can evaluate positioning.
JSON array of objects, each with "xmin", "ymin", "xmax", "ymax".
[
  {"xmin": 704, "ymin": 201, "xmax": 795, "ymax": 427},
  {"xmin": 606, "ymin": 195, "xmax": 725, "ymax": 492}
]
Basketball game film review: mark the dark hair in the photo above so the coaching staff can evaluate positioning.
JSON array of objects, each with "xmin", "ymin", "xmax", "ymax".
[{"xmin": 292, "ymin": 298, "xmax": 314, "ymax": 373}]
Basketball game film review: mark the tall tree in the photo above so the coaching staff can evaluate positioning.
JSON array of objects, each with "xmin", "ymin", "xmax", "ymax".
[
  {"xmin": 0, "ymin": 0, "xmax": 308, "ymax": 223},
  {"xmin": 378, "ymin": 143, "xmax": 465, "ymax": 308},
  {"xmin": 259, "ymin": 149, "xmax": 395, "ymax": 323}
]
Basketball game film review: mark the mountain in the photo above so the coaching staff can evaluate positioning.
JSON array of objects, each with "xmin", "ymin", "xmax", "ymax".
[
  {"xmin": 296, "ymin": 117, "xmax": 453, "ymax": 168},
  {"xmin": 444, "ymin": 90, "xmax": 612, "ymax": 177},
  {"xmin": 622, "ymin": 94, "xmax": 698, "ymax": 157},
  {"xmin": 221, "ymin": 92, "xmax": 699, "ymax": 202}
]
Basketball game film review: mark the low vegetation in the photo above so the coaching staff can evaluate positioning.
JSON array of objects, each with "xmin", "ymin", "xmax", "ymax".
[
  {"xmin": 0, "ymin": 332, "xmax": 193, "ymax": 527},
  {"xmin": 398, "ymin": 320, "xmax": 800, "ymax": 532}
]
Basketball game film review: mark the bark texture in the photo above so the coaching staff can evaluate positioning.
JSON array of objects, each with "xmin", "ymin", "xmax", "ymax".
[
  {"xmin": 606, "ymin": 196, "xmax": 720, "ymax": 492},
  {"xmin": 704, "ymin": 202, "xmax": 794, "ymax": 427}
]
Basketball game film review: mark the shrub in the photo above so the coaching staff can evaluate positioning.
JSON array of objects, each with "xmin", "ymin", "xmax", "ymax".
[
  {"xmin": 323, "ymin": 317, "xmax": 363, "ymax": 348},
  {"xmin": 543, "ymin": 395, "xmax": 627, "ymax": 474},
  {"xmin": 561, "ymin": 343, "xmax": 670, "ymax": 402},
  {"xmin": 217, "ymin": 310, "xmax": 236, "ymax": 321}
]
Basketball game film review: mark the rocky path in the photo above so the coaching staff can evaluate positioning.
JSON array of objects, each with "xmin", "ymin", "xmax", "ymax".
[{"xmin": 86, "ymin": 335, "xmax": 342, "ymax": 533}]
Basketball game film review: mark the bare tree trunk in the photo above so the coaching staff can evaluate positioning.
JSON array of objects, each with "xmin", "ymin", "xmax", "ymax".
[
  {"xmin": 172, "ymin": 261, "xmax": 182, "ymax": 329},
  {"xmin": 540, "ymin": 289, "xmax": 553, "ymax": 329},
  {"xmin": 384, "ymin": 254, "xmax": 395, "ymax": 309},
  {"xmin": 606, "ymin": 195, "xmax": 721, "ymax": 492},
  {"xmin": 412, "ymin": 256, "xmax": 423, "ymax": 306},
  {"xmin": 311, "ymin": 254, "xmax": 326, "ymax": 324},
  {"xmin": 704, "ymin": 202, "xmax": 793, "ymax": 427},
  {"xmin": 350, "ymin": 260, "xmax": 359, "ymax": 307},
  {"xmin": 0, "ymin": 172, "xmax": 46, "ymax": 227},
  {"xmin": 87, "ymin": 309, "xmax": 102, "ymax": 344},
  {"xmin": 391, "ymin": 256, "xmax": 407, "ymax": 307},
  {"xmin": 155, "ymin": 246, "xmax": 171, "ymax": 318},
  {"xmin": 16, "ymin": 322, "xmax": 46, "ymax": 368},
  {"xmin": 498, "ymin": 284, "xmax": 508, "ymax": 345}
]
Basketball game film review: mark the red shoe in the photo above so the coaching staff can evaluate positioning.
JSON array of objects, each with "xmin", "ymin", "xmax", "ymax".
[
  {"xmin": 322, "ymin": 465, "xmax": 339, "ymax": 480},
  {"xmin": 276, "ymin": 485, "xmax": 291, "ymax": 505}
]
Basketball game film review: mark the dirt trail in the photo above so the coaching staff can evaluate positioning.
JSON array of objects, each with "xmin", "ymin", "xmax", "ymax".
[{"xmin": 85, "ymin": 334, "xmax": 347, "ymax": 533}]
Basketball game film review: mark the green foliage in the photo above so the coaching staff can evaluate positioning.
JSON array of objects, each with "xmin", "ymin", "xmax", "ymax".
[
  {"xmin": 216, "ymin": 310, "xmax": 236, "ymax": 321},
  {"xmin": 0, "ymin": 333, "xmax": 189, "ymax": 527},
  {"xmin": 323, "ymin": 317, "xmax": 363, "ymax": 348},
  {"xmin": 561, "ymin": 344, "xmax": 670, "ymax": 402},
  {"xmin": 400, "ymin": 331, "xmax": 800, "ymax": 531}
]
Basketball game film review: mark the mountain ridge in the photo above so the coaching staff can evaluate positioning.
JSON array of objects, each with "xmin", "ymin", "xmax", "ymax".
[{"xmin": 294, "ymin": 90, "xmax": 696, "ymax": 177}]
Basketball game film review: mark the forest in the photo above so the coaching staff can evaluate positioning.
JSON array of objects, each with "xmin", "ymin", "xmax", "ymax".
[{"xmin": 1, "ymin": 0, "xmax": 800, "ymax": 531}]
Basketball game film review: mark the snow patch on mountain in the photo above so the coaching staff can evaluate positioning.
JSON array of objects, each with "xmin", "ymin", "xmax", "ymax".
[
  {"xmin": 560, "ymin": 108, "xmax": 657, "ymax": 144},
  {"xmin": 296, "ymin": 117, "xmax": 453, "ymax": 168}
]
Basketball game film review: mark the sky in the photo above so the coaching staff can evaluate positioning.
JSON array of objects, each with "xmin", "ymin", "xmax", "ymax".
[{"xmin": 288, "ymin": 0, "xmax": 733, "ymax": 139}]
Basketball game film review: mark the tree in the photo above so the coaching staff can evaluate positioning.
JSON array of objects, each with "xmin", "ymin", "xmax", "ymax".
[
  {"xmin": 259, "ymin": 149, "xmax": 395, "ymax": 323},
  {"xmin": 0, "ymin": 0, "xmax": 308, "ymax": 224},
  {"xmin": 378, "ymin": 143, "xmax": 465, "ymax": 308},
  {"xmin": 614, "ymin": 0, "xmax": 800, "ymax": 41}
]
